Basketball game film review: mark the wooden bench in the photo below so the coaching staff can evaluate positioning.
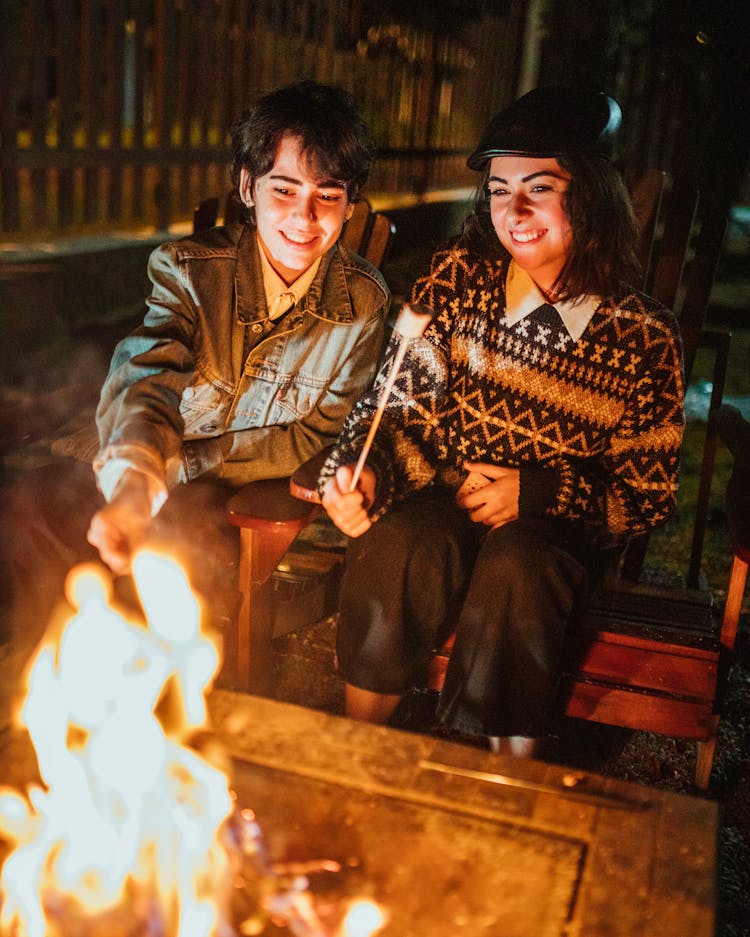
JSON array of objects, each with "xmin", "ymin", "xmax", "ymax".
[
  {"xmin": 224, "ymin": 386, "xmax": 748, "ymax": 789},
  {"xmin": 434, "ymin": 405, "xmax": 748, "ymax": 791},
  {"xmin": 429, "ymin": 534, "xmax": 744, "ymax": 790},
  {"xmin": 242, "ymin": 397, "xmax": 747, "ymax": 791}
]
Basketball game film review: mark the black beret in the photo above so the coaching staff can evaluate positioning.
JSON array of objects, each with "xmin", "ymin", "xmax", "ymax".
[{"xmin": 467, "ymin": 87, "xmax": 622, "ymax": 170}]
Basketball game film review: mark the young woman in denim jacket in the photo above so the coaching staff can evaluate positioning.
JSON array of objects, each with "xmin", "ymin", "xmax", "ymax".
[
  {"xmin": 87, "ymin": 80, "xmax": 389, "ymax": 578},
  {"xmin": 6, "ymin": 81, "xmax": 388, "ymax": 647}
]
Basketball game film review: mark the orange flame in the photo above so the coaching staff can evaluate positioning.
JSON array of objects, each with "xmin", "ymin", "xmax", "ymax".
[{"xmin": 0, "ymin": 552, "xmax": 233, "ymax": 937}]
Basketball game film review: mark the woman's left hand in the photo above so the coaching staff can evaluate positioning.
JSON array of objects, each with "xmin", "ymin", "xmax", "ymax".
[{"xmin": 456, "ymin": 460, "xmax": 520, "ymax": 529}]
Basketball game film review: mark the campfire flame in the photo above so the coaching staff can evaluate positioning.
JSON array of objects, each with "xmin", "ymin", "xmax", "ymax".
[
  {"xmin": 0, "ymin": 553, "xmax": 386, "ymax": 937},
  {"xmin": 0, "ymin": 553, "xmax": 233, "ymax": 937}
]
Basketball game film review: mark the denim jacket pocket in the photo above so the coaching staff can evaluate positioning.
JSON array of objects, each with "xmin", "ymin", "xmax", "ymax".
[
  {"xmin": 179, "ymin": 381, "xmax": 229, "ymax": 437},
  {"xmin": 274, "ymin": 375, "xmax": 324, "ymax": 421}
]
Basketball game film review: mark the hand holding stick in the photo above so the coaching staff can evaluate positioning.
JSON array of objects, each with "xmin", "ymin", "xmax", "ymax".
[{"xmin": 349, "ymin": 304, "xmax": 433, "ymax": 492}]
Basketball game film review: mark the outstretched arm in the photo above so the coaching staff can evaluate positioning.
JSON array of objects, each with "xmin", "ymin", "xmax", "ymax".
[{"xmin": 87, "ymin": 469, "xmax": 153, "ymax": 574}]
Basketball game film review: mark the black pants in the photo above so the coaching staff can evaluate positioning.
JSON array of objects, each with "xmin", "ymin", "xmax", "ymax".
[
  {"xmin": 1, "ymin": 459, "xmax": 239, "ymax": 659},
  {"xmin": 336, "ymin": 493, "xmax": 605, "ymax": 737}
]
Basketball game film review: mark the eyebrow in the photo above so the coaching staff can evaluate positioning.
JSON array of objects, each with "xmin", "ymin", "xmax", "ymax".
[
  {"xmin": 488, "ymin": 171, "xmax": 568, "ymax": 184},
  {"xmin": 269, "ymin": 173, "xmax": 347, "ymax": 190}
]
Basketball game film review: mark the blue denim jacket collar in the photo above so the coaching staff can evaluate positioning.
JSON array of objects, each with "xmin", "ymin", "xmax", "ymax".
[{"xmin": 234, "ymin": 224, "xmax": 355, "ymax": 326}]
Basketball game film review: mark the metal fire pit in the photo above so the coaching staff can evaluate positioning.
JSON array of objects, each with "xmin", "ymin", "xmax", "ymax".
[
  {"xmin": 208, "ymin": 692, "xmax": 717, "ymax": 937},
  {"xmin": 0, "ymin": 682, "xmax": 717, "ymax": 937}
]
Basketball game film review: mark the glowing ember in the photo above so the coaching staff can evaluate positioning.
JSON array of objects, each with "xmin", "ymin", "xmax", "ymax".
[
  {"xmin": 0, "ymin": 553, "xmax": 386, "ymax": 937},
  {"xmin": 340, "ymin": 901, "xmax": 386, "ymax": 937}
]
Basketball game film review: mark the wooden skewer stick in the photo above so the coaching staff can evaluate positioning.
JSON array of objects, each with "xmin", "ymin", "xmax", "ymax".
[{"xmin": 349, "ymin": 303, "xmax": 433, "ymax": 492}]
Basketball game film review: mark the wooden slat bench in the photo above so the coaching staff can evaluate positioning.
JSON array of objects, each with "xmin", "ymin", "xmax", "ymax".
[
  {"xmin": 228, "ymin": 412, "xmax": 746, "ymax": 791},
  {"xmin": 427, "ymin": 572, "xmax": 741, "ymax": 792}
]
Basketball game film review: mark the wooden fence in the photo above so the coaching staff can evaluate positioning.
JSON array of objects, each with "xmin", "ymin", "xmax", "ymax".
[{"xmin": 0, "ymin": 0, "xmax": 524, "ymax": 237}]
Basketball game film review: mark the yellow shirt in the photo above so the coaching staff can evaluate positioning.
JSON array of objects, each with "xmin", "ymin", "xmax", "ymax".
[{"xmin": 257, "ymin": 237, "xmax": 321, "ymax": 319}]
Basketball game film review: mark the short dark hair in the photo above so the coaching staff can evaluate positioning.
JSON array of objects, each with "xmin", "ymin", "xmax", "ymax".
[
  {"xmin": 462, "ymin": 153, "xmax": 642, "ymax": 299},
  {"xmin": 230, "ymin": 80, "xmax": 375, "ymax": 203}
]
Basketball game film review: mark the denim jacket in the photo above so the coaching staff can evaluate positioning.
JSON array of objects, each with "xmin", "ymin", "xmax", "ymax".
[{"xmin": 94, "ymin": 222, "xmax": 389, "ymax": 498}]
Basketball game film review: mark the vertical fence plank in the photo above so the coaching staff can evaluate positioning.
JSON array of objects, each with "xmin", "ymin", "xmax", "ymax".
[
  {"xmin": 131, "ymin": 0, "xmax": 148, "ymax": 221},
  {"xmin": 212, "ymin": 0, "xmax": 232, "ymax": 155},
  {"xmin": 28, "ymin": 0, "xmax": 52, "ymax": 228},
  {"xmin": 196, "ymin": 1, "xmax": 217, "ymax": 200},
  {"xmin": 80, "ymin": 0, "xmax": 99, "ymax": 223},
  {"xmin": 229, "ymin": 0, "xmax": 249, "ymax": 121},
  {"xmin": 107, "ymin": 0, "xmax": 126, "ymax": 221},
  {"xmin": 0, "ymin": 0, "xmax": 22, "ymax": 230},
  {"xmin": 173, "ymin": 0, "xmax": 191, "ymax": 216},
  {"xmin": 55, "ymin": 0, "xmax": 78, "ymax": 227},
  {"xmin": 152, "ymin": 0, "xmax": 175, "ymax": 229}
]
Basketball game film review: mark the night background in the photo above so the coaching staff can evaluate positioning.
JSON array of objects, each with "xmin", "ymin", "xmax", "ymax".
[{"xmin": 2, "ymin": 2, "xmax": 750, "ymax": 935}]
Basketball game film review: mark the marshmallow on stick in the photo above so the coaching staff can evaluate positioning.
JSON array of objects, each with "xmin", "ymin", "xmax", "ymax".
[{"xmin": 349, "ymin": 303, "xmax": 433, "ymax": 492}]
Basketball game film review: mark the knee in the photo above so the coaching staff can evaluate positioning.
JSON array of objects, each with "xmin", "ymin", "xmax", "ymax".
[
  {"xmin": 482, "ymin": 521, "xmax": 555, "ymax": 581},
  {"xmin": 478, "ymin": 520, "xmax": 587, "ymax": 611}
]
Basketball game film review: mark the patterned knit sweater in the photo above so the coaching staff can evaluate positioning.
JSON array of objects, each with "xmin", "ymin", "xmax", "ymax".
[{"xmin": 321, "ymin": 240, "xmax": 685, "ymax": 547}]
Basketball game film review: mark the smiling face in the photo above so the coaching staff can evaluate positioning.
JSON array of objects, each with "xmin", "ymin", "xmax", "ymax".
[
  {"xmin": 488, "ymin": 155, "xmax": 573, "ymax": 296},
  {"xmin": 239, "ymin": 133, "xmax": 354, "ymax": 284}
]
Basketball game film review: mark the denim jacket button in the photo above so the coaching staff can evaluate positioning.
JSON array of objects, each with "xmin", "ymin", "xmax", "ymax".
[
  {"xmin": 251, "ymin": 323, "xmax": 263, "ymax": 333},
  {"xmin": 200, "ymin": 422, "xmax": 218, "ymax": 433}
]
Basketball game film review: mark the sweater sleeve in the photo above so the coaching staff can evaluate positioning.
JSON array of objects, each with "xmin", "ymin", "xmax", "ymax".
[{"xmin": 319, "ymin": 245, "xmax": 466, "ymax": 515}]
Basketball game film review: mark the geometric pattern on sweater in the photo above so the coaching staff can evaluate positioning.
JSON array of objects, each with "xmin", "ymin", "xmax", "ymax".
[{"xmin": 324, "ymin": 241, "xmax": 684, "ymax": 546}]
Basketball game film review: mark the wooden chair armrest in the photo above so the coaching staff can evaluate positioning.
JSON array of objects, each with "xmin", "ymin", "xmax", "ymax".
[
  {"xmin": 289, "ymin": 446, "xmax": 333, "ymax": 503},
  {"xmin": 222, "ymin": 452, "xmax": 333, "ymax": 689},
  {"xmin": 226, "ymin": 477, "xmax": 318, "ymax": 533},
  {"xmin": 225, "ymin": 445, "xmax": 334, "ymax": 530}
]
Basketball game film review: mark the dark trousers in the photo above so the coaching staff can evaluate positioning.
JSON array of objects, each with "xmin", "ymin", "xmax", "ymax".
[
  {"xmin": 1, "ymin": 459, "xmax": 239, "ymax": 661},
  {"xmin": 336, "ymin": 493, "xmax": 604, "ymax": 737}
]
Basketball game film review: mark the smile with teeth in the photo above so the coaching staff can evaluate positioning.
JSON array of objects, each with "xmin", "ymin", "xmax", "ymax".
[
  {"xmin": 282, "ymin": 230, "xmax": 317, "ymax": 246},
  {"xmin": 511, "ymin": 229, "xmax": 546, "ymax": 244}
]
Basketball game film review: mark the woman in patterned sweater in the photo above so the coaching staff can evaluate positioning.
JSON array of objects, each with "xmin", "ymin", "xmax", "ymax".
[{"xmin": 319, "ymin": 87, "xmax": 685, "ymax": 755}]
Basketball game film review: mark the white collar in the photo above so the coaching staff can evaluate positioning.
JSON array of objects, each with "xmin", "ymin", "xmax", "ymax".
[
  {"xmin": 504, "ymin": 260, "xmax": 600, "ymax": 341},
  {"xmin": 258, "ymin": 236, "xmax": 321, "ymax": 319}
]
